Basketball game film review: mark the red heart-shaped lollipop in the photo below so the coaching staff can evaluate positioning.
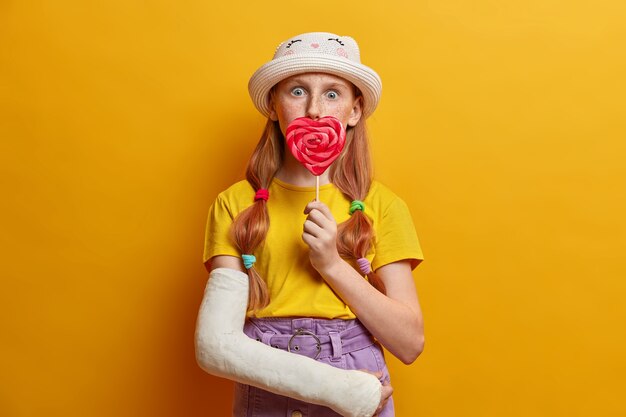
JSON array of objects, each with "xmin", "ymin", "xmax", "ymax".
[{"xmin": 285, "ymin": 116, "xmax": 346, "ymax": 176}]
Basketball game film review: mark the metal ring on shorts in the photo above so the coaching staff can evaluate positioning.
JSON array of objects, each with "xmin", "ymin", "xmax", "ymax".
[{"xmin": 287, "ymin": 329, "xmax": 322, "ymax": 359}]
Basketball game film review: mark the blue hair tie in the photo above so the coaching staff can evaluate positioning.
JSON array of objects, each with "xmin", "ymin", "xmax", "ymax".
[
  {"xmin": 349, "ymin": 200, "xmax": 365, "ymax": 214},
  {"xmin": 242, "ymin": 254, "xmax": 256, "ymax": 269}
]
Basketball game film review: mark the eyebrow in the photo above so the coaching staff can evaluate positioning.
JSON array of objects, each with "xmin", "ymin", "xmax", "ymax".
[{"xmin": 284, "ymin": 78, "xmax": 351, "ymax": 90}]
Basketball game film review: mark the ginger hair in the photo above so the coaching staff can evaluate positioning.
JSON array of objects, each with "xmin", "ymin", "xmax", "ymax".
[
  {"xmin": 329, "ymin": 121, "xmax": 386, "ymax": 294},
  {"xmin": 231, "ymin": 91, "xmax": 384, "ymax": 313},
  {"xmin": 230, "ymin": 119, "xmax": 282, "ymax": 312}
]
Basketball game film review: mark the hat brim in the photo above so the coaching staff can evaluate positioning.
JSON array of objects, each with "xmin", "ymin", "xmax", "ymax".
[{"xmin": 248, "ymin": 53, "xmax": 382, "ymax": 119}]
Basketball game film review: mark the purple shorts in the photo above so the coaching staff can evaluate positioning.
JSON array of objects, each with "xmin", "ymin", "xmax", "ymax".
[{"xmin": 232, "ymin": 317, "xmax": 394, "ymax": 417}]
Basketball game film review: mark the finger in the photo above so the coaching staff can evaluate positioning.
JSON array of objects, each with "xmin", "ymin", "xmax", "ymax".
[
  {"xmin": 375, "ymin": 397, "xmax": 390, "ymax": 416},
  {"xmin": 302, "ymin": 231, "xmax": 315, "ymax": 248},
  {"xmin": 306, "ymin": 209, "xmax": 334, "ymax": 229},
  {"xmin": 315, "ymin": 202, "xmax": 336, "ymax": 223},
  {"xmin": 303, "ymin": 200, "xmax": 322, "ymax": 215},
  {"xmin": 304, "ymin": 201, "xmax": 336, "ymax": 222},
  {"xmin": 303, "ymin": 219, "xmax": 324, "ymax": 238},
  {"xmin": 379, "ymin": 384, "xmax": 393, "ymax": 405}
]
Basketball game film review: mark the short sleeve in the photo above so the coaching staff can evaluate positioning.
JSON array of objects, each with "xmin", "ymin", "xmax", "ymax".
[
  {"xmin": 371, "ymin": 196, "xmax": 424, "ymax": 271},
  {"xmin": 202, "ymin": 194, "xmax": 240, "ymax": 265}
]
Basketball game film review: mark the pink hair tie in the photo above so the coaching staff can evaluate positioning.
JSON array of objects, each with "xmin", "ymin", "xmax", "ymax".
[
  {"xmin": 254, "ymin": 188, "xmax": 269, "ymax": 202},
  {"xmin": 357, "ymin": 258, "xmax": 371, "ymax": 275}
]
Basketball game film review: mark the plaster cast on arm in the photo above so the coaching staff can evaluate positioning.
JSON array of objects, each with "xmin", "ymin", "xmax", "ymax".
[{"xmin": 195, "ymin": 268, "xmax": 381, "ymax": 417}]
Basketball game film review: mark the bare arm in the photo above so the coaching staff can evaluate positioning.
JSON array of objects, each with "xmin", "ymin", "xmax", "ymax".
[
  {"xmin": 303, "ymin": 201, "xmax": 424, "ymax": 364},
  {"xmin": 317, "ymin": 258, "xmax": 424, "ymax": 364},
  {"xmin": 208, "ymin": 254, "xmax": 246, "ymax": 272}
]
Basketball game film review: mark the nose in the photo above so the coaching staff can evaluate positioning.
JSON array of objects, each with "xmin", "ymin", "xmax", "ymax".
[{"xmin": 305, "ymin": 96, "xmax": 322, "ymax": 120}]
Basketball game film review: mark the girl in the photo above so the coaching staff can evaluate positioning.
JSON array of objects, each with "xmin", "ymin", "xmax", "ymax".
[{"xmin": 196, "ymin": 32, "xmax": 424, "ymax": 417}]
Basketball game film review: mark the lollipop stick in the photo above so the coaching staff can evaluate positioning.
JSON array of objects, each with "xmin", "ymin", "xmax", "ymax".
[{"xmin": 316, "ymin": 176, "xmax": 320, "ymax": 201}]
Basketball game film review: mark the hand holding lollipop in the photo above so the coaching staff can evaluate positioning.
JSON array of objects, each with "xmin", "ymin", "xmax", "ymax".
[{"xmin": 285, "ymin": 116, "xmax": 346, "ymax": 200}]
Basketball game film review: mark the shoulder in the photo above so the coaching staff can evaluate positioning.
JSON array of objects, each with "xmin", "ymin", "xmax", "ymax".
[
  {"xmin": 218, "ymin": 179, "xmax": 254, "ymax": 197},
  {"xmin": 366, "ymin": 180, "xmax": 407, "ymax": 214},
  {"xmin": 368, "ymin": 180, "xmax": 399, "ymax": 201},
  {"xmin": 212, "ymin": 180, "xmax": 255, "ymax": 213}
]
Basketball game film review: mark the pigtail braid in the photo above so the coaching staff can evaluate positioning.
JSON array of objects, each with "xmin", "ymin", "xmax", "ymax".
[
  {"xmin": 330, "ymin": 121, "xmax": 386, "ymax": 294},
  {"xmin": 231, "ymin": 120, "xmax": 284, "ymax": 312}
]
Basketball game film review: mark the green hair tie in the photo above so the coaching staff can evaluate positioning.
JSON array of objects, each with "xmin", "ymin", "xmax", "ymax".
[{"xmin": 349, "ymin": 200, "xmax": 365, "ymax": 215}]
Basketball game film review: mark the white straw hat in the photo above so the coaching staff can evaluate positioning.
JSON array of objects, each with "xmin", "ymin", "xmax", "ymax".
[{"xmin": 248, "ymin": 32, "xmax": 382, "ymax": 119}]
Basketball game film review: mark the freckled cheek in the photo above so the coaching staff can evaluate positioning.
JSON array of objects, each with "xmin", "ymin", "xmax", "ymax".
[
  {"xmin": 279, "ymin": 104, "xmax": 302, "ymax": 123},
  {"xmin": 325, "ymin": 103, "xmax": 352, "ymax": 120},
  {"xmin": 274, "ymin": 106, "xmax": 301, "ymax": 133}
]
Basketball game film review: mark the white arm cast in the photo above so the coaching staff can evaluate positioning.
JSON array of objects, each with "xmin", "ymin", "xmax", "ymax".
[{"xmin": 195, "ymin": 267, "xmax": 381, "ymax": 417}]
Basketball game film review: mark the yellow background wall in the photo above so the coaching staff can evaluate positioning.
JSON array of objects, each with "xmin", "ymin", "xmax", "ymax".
[{"xmin": 1, "ymin": 1, "xmax": 625, "ymax": 416}]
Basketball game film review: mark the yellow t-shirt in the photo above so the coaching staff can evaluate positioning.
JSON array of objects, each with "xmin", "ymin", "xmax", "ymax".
[{"xmin": 203, "ymin": 177, "xmax": 423, "ymax": 319}]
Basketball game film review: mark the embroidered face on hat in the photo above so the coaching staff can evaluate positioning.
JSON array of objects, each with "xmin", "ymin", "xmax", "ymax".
[{"xmin": 273, "ymin": 33, "xmax": 361, "ymax": 63}]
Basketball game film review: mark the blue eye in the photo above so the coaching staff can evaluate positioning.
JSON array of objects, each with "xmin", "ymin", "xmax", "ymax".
[
  {"xmin": 326, "ymin": 91, "xmax": 338, "ymax": 99},
  {"xmin": 292, "ymin": 87, "xmax": 305, "ymax": 96}
]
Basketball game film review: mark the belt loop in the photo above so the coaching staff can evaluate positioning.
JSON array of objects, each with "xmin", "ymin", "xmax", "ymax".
[
  {"xmin": 261, "ymin": 331, "xmax": 274, "ymax": 345},
  {"xmin": 293, "ymin": 318, "xmax": 312, "ymax": 332},
  {"xmin": 329, "ymin": 331, "xmax": 342, "ymax": 362}
]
